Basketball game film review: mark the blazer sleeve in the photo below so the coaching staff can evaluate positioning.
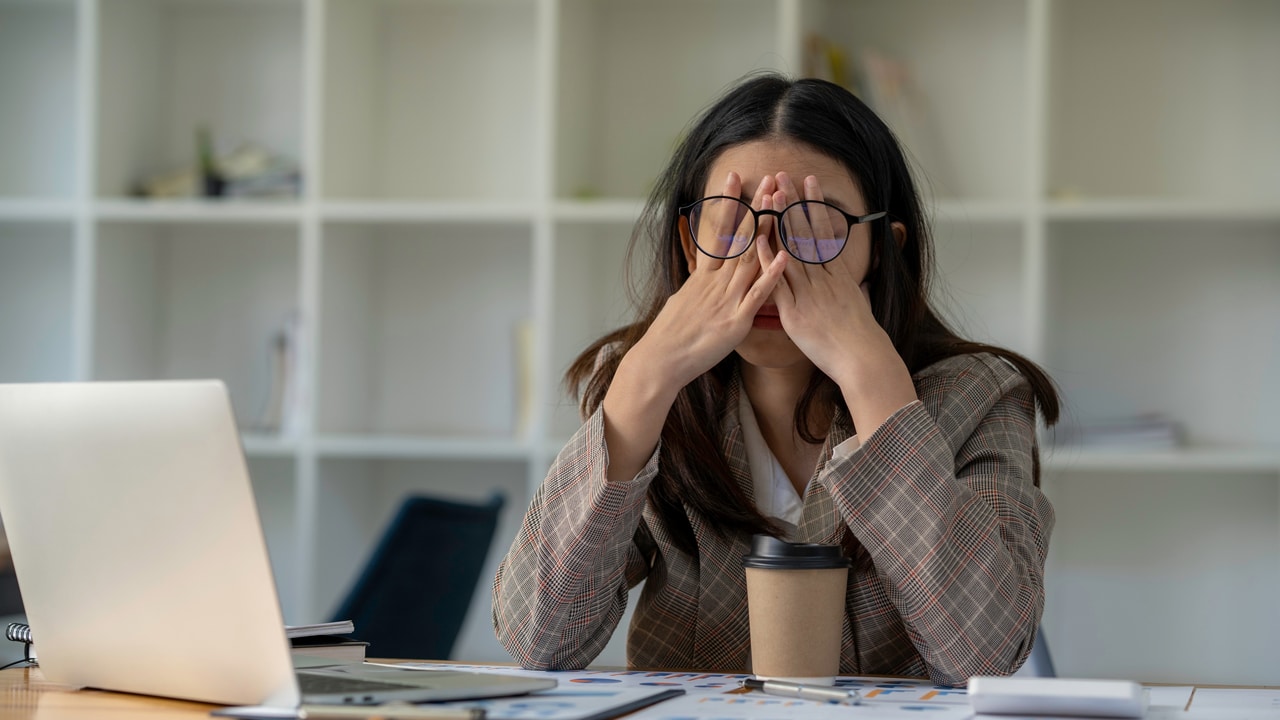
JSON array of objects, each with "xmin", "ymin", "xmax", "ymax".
[
  {"xmin": 491, "ymin": 404, "xmax": 659, "ymax": 669},
  {"xmin": 820, "ymin": 356, "xmax": 1054, "ymax": 686}
]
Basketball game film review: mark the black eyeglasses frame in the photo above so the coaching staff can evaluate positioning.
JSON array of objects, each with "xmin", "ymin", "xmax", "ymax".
[{"xmin": 677, "ymin": 195, "xmax": 888, "ymax": 264}]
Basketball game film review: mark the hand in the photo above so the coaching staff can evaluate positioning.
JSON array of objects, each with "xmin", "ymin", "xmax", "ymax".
[
  {"xmin": 759, "ymin": 172, "xmax": 917, "ymax": 432},
  {"xmin": 631, "ymin": 172, "xmax": 788, "ymax": 389}
]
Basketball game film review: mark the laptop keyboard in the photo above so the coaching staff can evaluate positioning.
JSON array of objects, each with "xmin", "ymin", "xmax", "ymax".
[{"xmin": 297, "ymin": 672, "xmax": 427, "ymax": 695}]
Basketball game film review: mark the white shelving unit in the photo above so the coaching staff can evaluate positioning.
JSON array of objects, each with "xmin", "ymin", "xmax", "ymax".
[{"xmin": 1, "ymin": 0, "xmax": 1275, "ymax": 681}]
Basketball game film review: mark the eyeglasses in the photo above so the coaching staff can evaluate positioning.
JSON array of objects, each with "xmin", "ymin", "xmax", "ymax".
[{"xmin": 678, "ymin": 196, "xmax": 886, "ymax": 264}]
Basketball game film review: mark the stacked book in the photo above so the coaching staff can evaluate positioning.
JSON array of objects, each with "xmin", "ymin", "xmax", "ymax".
[
  {"xmin": 1062, "ymin": 414, "xmax": 1185, "ymax": 451},
  {"xmin": 286, "ymin": 620, "xmax": 368, "ymax": 663}
]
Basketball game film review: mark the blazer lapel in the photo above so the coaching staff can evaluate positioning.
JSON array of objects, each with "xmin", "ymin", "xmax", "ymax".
[{"xmin": 796, "ymin": 406, "xmax": 853, "ymax": 546}]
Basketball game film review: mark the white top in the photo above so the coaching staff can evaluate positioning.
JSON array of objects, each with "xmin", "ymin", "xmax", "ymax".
[{"xmin": 738, "ymin": 389, "xmax": 861, "ymax": 532}]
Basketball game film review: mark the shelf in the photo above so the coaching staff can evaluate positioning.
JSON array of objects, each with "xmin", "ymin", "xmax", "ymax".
[
  {"xmin": 555, "ymin": 0, "xmax": 780, "ymax": 200},
  {"xmin": 317, "ymin": 222, "xmax": 533, "ymax": 438},
  {"xmin": 243, "ymin": 455, "xmax": 300, "ymax": 624},
  {"xmin": 95, "ymin": 199, "xmax": 303, "ymax": 223},
  {"xmin": 932, "ymin": 200, "xmax": 1026, "ymax": 224},
  {"xmin": 321, "ymin": 0, "xmax": 538, "ymax": 201},
  {"xmin": 801, "ymin": 0, "xmax": 1030, "ymax": 203},
  {"xmin": 241, "ymin": 433, "xmax": 300, "ymax": 457},
  {"xmin": 92, "ymin": 221, "xmax": 300, "ymax": 430},
  {"xmin": 547, "ymin": 221, "xmax": 645, "ymax": 439},
  {"xmin": 1048, "ymin": 0, "xmax": 1280, "ymax": 203},
  {"xmin": 96, "ymin": 0, "xmax": 304, "ymax": 199},
  {"xmin": 1043, "ymin": 447, "xmax": 1280, "ymax": 474},
  {"xmin": 321, "ymin": 201, "xmax": 536, "ymax": 224},
  {"xmin": 1046, "ymin": 199, "xmax": 1280, "ymax": 223},
  {"xmin": 552, "ymin": 199, "xmax": 646, "ymax": 223},
  {"xmin": 0, "ymin": 199, "xmax": 77, "ymax": 222},
  {"xmin": 931, "ymin": 220, "xmax": 1029, "ymax": 356},
  {"xmin": 0, "ymin": 0, "xmax": 78, "ymax": 198},
  {"xmin": 315, "ymin": 435, "xmax": 531, "ymax": 460},
  {"xmin": 1045, "ymin": 223, "xmax": 1280, "ymax": 450},
  {"xmin": 0, "ymin": 222, "xmax": 76, "ymax": 383}
]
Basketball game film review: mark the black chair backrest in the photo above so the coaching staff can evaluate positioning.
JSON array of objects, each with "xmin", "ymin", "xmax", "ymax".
[{"xmin": 331, "ymin": 492, "xmax": 505, "ymax": 660}]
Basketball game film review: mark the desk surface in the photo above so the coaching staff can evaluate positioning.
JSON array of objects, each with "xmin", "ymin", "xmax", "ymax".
[
  {"xmin": 3, "ymin": 665, "xmax": 1277, "ymax": 720},
  {"xmin": 0, "ymin": 666, "xmax": 216, "ymax": 719}
]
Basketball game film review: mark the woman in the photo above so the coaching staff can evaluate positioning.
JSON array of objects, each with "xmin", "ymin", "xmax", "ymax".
[{"xmin": 492, "ymin": 74, "xmax": 1058, "ymax": 686}]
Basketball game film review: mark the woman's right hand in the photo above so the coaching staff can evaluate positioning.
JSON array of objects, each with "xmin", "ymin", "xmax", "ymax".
[
  {"xmin": 599, "ymin": 173, "xmax": 787, "ymax": 483},
  {"xmin": 631, "ymin": 173, "xmax": 788, "ymax": 388}
]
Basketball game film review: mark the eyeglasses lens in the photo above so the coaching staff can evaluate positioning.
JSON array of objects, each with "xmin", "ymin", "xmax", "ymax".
[
  {"xmin": 781, "ymin": 202, "xmax": 849, "ymax": 263},
  {"xmin": 689, "ymin": 198, "xmax": 754, "ymax": 259}
]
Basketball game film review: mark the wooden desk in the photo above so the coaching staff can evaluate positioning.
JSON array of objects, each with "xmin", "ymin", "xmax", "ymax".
[
  {"xmin": 4, "ymin": 665, "xmax": 1277, "ymax": 720},
  {"xmin": 0, "ymin": 666, "xmax": 215, "ymax": 720}
]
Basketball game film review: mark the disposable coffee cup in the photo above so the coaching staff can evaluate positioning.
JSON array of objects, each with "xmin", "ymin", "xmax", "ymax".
[{"xmin": 743, "ymin": 534, "xmax": 850, "ymax": 685}]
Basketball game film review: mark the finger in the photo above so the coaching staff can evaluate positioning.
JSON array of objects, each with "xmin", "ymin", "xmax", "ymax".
[
  {"xmin": 776, "ymin": 173, "xmax": 817, "ymax": 263},
  {"xmin": 702, "ymin": 172, "xmax": 743, "ymax": 260},
  {"xmin": 741, "ymin": 245, "xmax": 789, "ymax": 316},
  {"xmin": 775, "ymin": 189, "xmax": 811, "ymax": 286},
  {"xmin": 733, "ymin": 175, "xmax": 773, "ymax": 258},
  {"xmin": 728, "ymin": 188, "xmax": 771, "ymax": 294},
  {"xmin": 803, "ymin": 175, "xmax": 842, "ymax": 265}
]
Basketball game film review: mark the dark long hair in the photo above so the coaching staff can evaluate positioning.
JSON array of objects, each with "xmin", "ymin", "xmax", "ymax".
[{"xmin": 566, "ymin": 74, "xmax": 1060, "ymax": 556}]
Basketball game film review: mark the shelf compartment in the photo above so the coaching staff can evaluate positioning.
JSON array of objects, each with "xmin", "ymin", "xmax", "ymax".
[
  {"xmin": 1045, "ymin": 220, "xmax": 1280, "ymax": 450},
  {"xmin": 548, "ymin": 220, "xmax": 640, "ymax": 440},
  {"xmin": 318, "ymin": 221, "xmax": 533, "ymax": 438},
  {"xmin": 800, "ymin": 0, "xmax": 1030, "ymax": 204},
  {"xmin": 0, "ymin": 222, "xmax": 76, "ymax": 383},
  {"xmin": 0, "ymin": 0, "xmax": 79, "ymax": 199},
  {"xmin": 1042, "ymin": 471, "xmax": 1280, "ymax": 685},
  {"xmin": 96, "ymin": 0, "xmax": 304, "ymax": 199},
  {"xmin": 321, "ymin": 0, "xmax": 538, "ymax": 201},
  {"xmin": 247, "ymin": 456, "xmax": 300, "ymax": 624},
  {"xmin": 92, "ymin": 221, "xmax": 301, "ymax": 433},
  {"xmin": 930, "ymin": 217, "xmax": 1029, "ymax": 356},
  {"xmin": 312, "ymin": 457, "xmax": 528, "ymax": 662},
  {"xmin": 1048, "ymin": 0, "xmax": 1280, "ymax": 202},
  {"xmin": 555, "ymin": 0, "xmax": 780, "ymax": 201}
]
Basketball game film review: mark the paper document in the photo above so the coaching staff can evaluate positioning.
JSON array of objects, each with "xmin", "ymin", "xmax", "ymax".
[
  {"xmin": 633, "ymin": 693, "xmax": 974, "ymax": 720},
  {"xmin": 1191, "ymin": 689, "xmax": 1280, "ymax": 710},
  {"xmin": 430, "ymin": 686, "xmax": 682, "ymax": 720}
]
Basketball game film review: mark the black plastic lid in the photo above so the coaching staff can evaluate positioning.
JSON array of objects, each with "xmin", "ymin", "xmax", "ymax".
[{"xmin": 742, "ymin": 534, "xmax": 851, "ymax": 570}]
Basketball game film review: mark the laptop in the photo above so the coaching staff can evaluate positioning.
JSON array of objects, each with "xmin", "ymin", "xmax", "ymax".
[{"xmin": 0, "ymin": 380, "xmax": 554, "ymax": 708}]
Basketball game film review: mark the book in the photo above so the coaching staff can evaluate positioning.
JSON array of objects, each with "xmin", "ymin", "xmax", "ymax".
[
  {"xmin": 285, "ymin": 620, "xmax": 355, "ymax": 640},
  {"xmin": 289, "ymin": 635, "xmax": 368, "ymax": 663}
]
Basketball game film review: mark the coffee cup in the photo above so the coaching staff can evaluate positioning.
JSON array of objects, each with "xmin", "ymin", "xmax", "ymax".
[{"xmin": 742, "ymin": 534, "xmax": 850, "ymax": 685}]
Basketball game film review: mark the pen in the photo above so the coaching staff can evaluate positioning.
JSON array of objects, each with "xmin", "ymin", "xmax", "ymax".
[{"xmin": 742, "ymin": 678, "xmax": 862, "ymax": 705}]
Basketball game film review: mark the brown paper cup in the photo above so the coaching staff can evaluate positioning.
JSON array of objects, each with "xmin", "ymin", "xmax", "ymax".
[{"xmin": 743, "ymin": 535, "xmax": 850, "ymax": 685}]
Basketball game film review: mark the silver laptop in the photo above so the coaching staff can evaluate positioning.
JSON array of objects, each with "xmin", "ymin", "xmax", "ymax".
[{"xmin": 0, "ymin": 380, "xmax": 553, "ymax": 707}]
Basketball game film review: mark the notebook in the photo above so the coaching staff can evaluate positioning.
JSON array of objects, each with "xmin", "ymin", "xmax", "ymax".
[{"xmin": 0, "ymin": 380, "xmax": 554, "ymax": 707}]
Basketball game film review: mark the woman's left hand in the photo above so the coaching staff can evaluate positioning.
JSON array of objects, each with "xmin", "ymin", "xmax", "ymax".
[{"xmin": 759, "ymin": 172, "xmax": 919, "ymax": 436}]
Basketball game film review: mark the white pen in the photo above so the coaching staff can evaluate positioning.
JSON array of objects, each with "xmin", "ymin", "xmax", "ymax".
[{"xmin": 742, "ymin": 678, "xmax": 862, "ymax": 705}]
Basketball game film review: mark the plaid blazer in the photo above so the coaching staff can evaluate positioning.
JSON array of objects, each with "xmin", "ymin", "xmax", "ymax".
[{"xmin": 493, "ymin": 352, "xmax": 1053, "ymax": 686}]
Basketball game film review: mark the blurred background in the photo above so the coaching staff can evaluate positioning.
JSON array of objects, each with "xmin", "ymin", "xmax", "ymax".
[{"xmin": 0, "ymin": 0, "xmax": 1277, "ymax": 685}]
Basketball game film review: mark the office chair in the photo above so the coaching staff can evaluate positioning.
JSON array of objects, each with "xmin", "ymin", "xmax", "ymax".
[
  {"xmin": 330, "ymin": 492, "xmax": 505, "ymax": 660},
  {"xmin": 1015, "ymin": 625, "xmax": 1058, "ymax": 677}
]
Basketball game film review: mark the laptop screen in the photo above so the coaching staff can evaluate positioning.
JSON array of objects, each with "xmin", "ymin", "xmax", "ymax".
[{"xmin": 0, "ymin": 381, "xmax": 299, "ymax": 706}]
